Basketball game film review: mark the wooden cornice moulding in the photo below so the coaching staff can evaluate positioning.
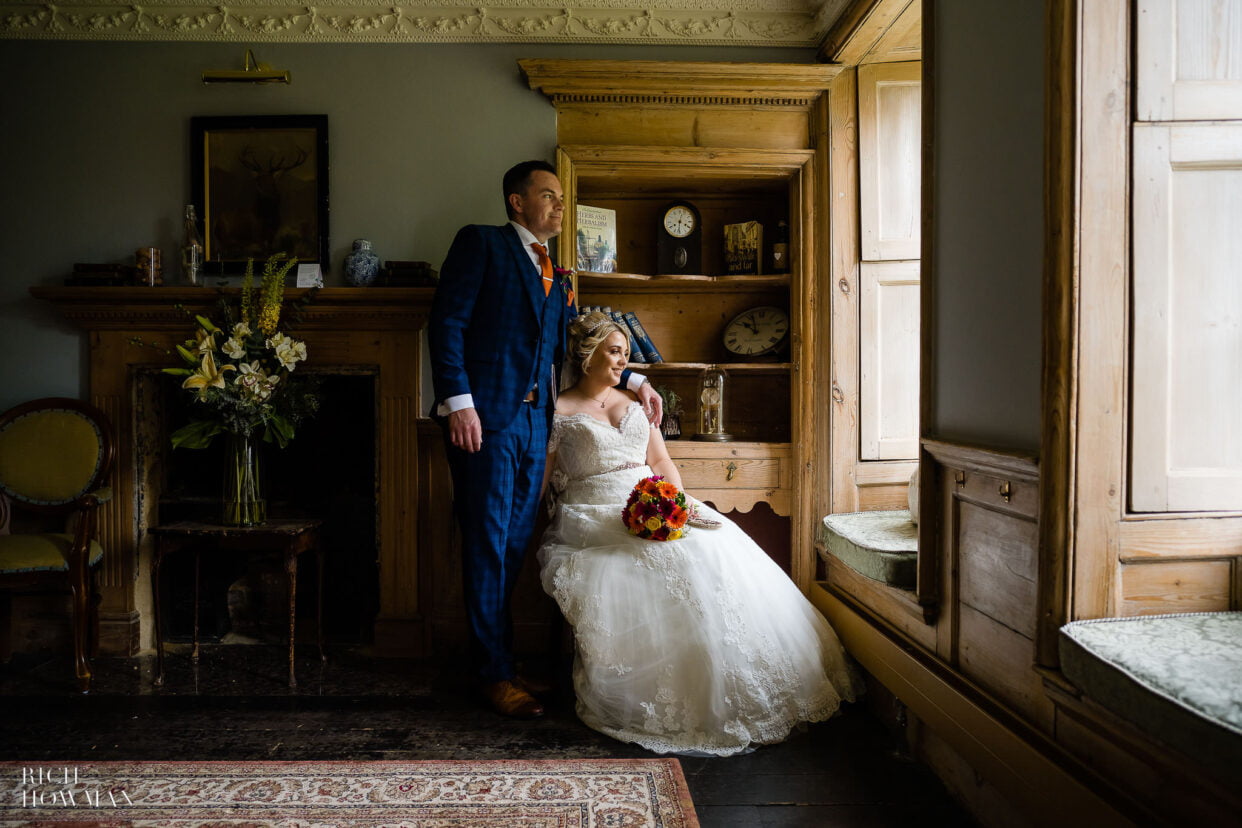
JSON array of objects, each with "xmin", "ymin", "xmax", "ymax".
[
  {"xmin": 520, "ymin": 59, "xmax": 841, "ymax": 108},
  {"xmin": 922, "ymin": 437, "xmax": 1040, "ymax": 482},
  {"xmin": 0, "ymin": 1, "xmax": 833, "ymax": 46},
  {"xmin": 30, "ymin": 286, "xmax": 433, "ymax": 331}
]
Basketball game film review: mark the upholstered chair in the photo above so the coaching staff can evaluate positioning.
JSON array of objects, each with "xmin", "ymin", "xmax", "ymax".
[{"xmin": 0, "ymin": 398, "xmax": 114, "ymax": 692}]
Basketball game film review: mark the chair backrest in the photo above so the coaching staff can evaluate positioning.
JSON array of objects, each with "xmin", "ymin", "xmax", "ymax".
[{"xmin": 0, "ymin": 398, "xmax": 114, "ymax": 512}]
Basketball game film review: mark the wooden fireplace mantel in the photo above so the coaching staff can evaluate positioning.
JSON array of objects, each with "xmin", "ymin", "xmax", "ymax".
[{"xmin": 32, "ymin": 285, "xmax": 437, "ymax": 657}]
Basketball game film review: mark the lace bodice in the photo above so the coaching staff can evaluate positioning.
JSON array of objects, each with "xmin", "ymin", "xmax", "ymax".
[{"xmin": 548, "ymin": 402, "xmax": 652, "ymax": 506}]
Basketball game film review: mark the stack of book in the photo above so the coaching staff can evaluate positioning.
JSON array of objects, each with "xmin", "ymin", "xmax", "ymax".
[
  {"xmin": 65, "ymin": 263, "xmax": 133, "ymax": 286},
  {"xmin": 381, "ymin": 261, "xmax": 438, "ymax": 287},
  {"xmin": 581, "ymin": 306, "xmax": 663, "ymax": 364}
]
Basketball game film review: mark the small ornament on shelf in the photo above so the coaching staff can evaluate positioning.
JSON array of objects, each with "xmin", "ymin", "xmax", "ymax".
[
  {"xmin": 655, "ymin": 385, "xmax": 683, "ymax": 440},
  {"xmin": 771, "ymin": 219, "xmax": 789, "ymax": 274},
  {"xmin": 694, "ymin": 365, "xmax": 733, "ymax": 442},
  {"xmin": 181, "ymin": 204, "xmax": 204, "ymax": 286},
  {"xmin": 344, "ymin": 239, "xmax": 381, "ymax": 286}
]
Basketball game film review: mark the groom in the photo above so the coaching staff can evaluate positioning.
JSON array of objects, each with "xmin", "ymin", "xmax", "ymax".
[{"xmin": 429, "ymin": 160, "xmax": 660, "ymax": 718}]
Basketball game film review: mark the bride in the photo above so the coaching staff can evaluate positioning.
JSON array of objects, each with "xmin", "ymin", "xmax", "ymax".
[{"xmin": 538, "ymin": 311, "xmax": 859, "ymax": 756}]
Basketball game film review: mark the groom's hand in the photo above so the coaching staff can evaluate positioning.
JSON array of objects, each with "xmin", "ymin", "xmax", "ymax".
[
  {"xmin": 449, "ymin": 407, "xmax": 483, "ymax": 453},
  {"xmin": 636, "ymin": 381, "xmax": 663, "ymax": 427}
]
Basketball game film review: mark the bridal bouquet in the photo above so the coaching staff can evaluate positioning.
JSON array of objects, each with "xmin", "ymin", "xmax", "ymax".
[{"xmin": 622, "ymin": 475, "xmax": 690, "ymax": 541}]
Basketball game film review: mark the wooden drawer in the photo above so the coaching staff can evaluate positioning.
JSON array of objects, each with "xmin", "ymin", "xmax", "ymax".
[{"xmin": 666, "ymin": 441, "xmax": 792, "ymax": 515}]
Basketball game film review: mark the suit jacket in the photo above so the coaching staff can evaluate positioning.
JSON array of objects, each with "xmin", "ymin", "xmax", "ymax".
[{"xmin": 429, "ymin": 223, "xmax": 573, "ymax": 434}]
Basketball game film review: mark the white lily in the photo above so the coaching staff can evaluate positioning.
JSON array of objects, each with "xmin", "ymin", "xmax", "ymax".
[
  {"xmin": 232, "ymin": 322, "xmax": 252, "ymax": 339},
  {"xmin": 222, "ymin": 337, "xmax": 246, "ymax": 359},
  {"xmin": 266, "ymin": 332, "xmax": 287, "ymax": 351}
]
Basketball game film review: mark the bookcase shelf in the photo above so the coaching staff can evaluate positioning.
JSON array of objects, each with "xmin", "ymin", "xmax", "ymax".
[
  {"xmin": 577, "ymin": 273, "xmax": 790, "ymax": 292},
  {"xmin": 627, "ymin": 362, "xmax": 792, "ymax": 375}
]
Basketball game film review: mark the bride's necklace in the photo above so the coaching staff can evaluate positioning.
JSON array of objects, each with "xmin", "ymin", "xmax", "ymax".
[{"xmin": 586, "ymin": 388, "xmax": 611, "ymax": 409}]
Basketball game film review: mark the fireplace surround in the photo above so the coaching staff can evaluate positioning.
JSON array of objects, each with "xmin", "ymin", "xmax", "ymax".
[{"xmin": 31, "ymin": 286, "xmax": 434, "ymax": 656}]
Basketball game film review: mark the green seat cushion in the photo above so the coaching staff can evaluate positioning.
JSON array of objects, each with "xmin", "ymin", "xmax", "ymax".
[
  {"xmin": 0, "ymin": 534, "xmax": 104, "ymax": 573},
  {"xmin": 817, "ymin": 510, "xmax": 917, "ymax": 589},
  {"xmin": 1059, "ymin": 612, "xmax": 1242, "ymax": 785}
]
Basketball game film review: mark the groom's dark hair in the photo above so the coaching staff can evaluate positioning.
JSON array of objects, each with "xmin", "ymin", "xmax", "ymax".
[{"xmin": 503, "ymin": 160, "xmax": 558, "ymax": 219}]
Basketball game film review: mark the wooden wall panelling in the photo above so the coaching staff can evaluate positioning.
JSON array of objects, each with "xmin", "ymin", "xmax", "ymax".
[
  {"xmin": 1118, "ymin": 515, "xmax": 1242, "ymax": 559},
  {"xmin": 812, "ymin": 93, "xmax": 834, "ymax": 529},
  {"xmin": 791, "ymin": 156, "xmax": 818, "ymax": 590},
  {"xmin": 1136, "ymin": 0, "xmax": 1242, "ymax": 121},
  {"xmin": 829, "ymin": 68, "xmax": 862, "ymax": 515},
  {"xmin": 859, "ymin": 260, "xmax": 920, "ymax": 460},
  {"xmin": 821, "ymin": 553, "xmax": 936, "ymax": 651},
  {"xmin": 1118, "ymin": 558, "xmax": 1233, "ymax": 615},
  {"xmin": 1038, "ymin": 0, "xmax": 1077, "ymax": 669},
  {"xmin": 958, "ymin": 604, "xmax": 1052, "ymax": 733},
  {"xmin": 957, "ymin": 497, "xmax": 1038, "ymax": 638},
  {"xmin": 858, "ymin": 62, "xmax": 922, "ymax": 261},
  {"xmin": 555, "ymin": 107, "xmax": 812, "ymax": 151},
  {"xmin": 1068, "ymin": 0, "xmax": 1129, "ymax": 623},
  {"xmin": 916, "ymin": 0, "xmax": 938, "ymax": 621},
  {"xmin": 1048, "ymin": 682, "xmax": 1240, "ymax": 826}
]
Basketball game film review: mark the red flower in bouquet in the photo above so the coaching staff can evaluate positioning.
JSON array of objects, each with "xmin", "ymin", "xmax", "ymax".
[{"xmin": 622, "ymin": 475, "xmax": 690, "ymax": 541}]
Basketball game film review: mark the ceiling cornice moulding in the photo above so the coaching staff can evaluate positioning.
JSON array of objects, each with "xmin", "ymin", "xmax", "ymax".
[{"xmin": 0, "ymin": 0, "xmax": 847, "ymax": 46}]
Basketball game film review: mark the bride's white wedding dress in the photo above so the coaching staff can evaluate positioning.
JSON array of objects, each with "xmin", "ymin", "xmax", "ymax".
[{"xmin": 538, "ymin": 401, "xmax": 859, "ymax": 756}]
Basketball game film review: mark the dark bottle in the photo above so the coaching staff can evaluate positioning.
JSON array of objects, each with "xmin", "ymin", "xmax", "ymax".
[{"xmin": 771, "ymin": 219, "xmax": 790, "ymax": 274}]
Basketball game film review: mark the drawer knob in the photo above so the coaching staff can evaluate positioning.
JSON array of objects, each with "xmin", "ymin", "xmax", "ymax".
[
  {"xmin": 999, "ymin": 481, "xmax": 1012, "ymax": 502},
  {"xmin": 726, "ymin": 461, "xmax": 738, "ymax": 481}
]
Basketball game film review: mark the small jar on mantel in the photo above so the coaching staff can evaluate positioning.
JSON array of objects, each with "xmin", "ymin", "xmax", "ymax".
[{"xmin": 344, "ymin": 239, "xmax": 381, "ymax": 286}]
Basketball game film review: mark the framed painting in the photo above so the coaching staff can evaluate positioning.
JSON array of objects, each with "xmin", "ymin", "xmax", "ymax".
[{"xmin": 191, "ymin": 114, "xmax": 329, "ymax": 270}]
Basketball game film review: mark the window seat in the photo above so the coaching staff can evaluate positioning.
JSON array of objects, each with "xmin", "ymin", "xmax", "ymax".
[
  {"xmin": 1058, "ymin": 612, "xmax": 1242, "ymax": 787},
  {"xmin": 817, "ymin": 510, "xmax": 917, "ymax": 590}
]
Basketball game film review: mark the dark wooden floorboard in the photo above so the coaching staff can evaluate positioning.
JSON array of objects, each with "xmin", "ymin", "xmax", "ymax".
[{"xmin": 0, "ymin": 645, "xmax": 975, "ymax": 826}]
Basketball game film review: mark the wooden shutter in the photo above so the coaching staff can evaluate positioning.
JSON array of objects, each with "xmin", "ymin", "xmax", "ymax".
[
  {"xmin": 1131, "ymin": 123, "xmax": 1242, "ymax": 511},
  {"xmin": 859, "ymin": 62, "xmax": 922, "ymax": 261},
  {"xmin": 860, "ymin": 260, "xmax": 920, "ymax": 460},
  {"xmin": 1137, "ymin": 0, "xmax": 1242, "ymax": 121}
]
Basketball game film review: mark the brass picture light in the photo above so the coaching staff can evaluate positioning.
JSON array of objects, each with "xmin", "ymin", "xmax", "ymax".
[{"xmin": 202, "ymin": 49, "xmax": 290, "ymax": 84}]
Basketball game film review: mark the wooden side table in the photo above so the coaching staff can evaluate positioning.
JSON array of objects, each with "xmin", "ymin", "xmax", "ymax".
[{"xmin": 149, "ymin": 518, "xmax": 325, "ymax": 688}]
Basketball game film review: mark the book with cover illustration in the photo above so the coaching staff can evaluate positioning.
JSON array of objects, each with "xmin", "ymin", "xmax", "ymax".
[
  {"xmin": 576, "ymin": 205, "xmax": 617, "ymax": 273},
  {"xmin": 623, "ymin": 311, "xmax": 663, "ymax": 363},
  {"xmin": 723, "ymin": 221, "xmax": 763, "ymax": 276}
]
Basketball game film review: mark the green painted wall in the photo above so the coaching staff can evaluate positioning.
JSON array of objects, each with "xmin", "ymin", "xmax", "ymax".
[{"xmin": 0, "ymin": 40, "xmax": 811, "ymax": 411}]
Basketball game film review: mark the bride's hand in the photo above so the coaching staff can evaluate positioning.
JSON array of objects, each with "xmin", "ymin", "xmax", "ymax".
[{"xmin": 637, "ymin": 380, "xmax": 663, "ymax": 426}]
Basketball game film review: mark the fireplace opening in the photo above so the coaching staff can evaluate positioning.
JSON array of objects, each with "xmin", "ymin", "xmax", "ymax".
[{"xmin": 155, "ymin": 372, "xmax": 379, "ymax": 645}]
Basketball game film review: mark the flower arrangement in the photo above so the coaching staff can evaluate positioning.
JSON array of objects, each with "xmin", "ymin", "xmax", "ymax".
[
  {"xmin": 621, "ymin": 475, "xmax": 691, "ymax": 541},
  {"xmin": 553, "ymin": 266, "xmax": 576, "ymax": 307},
  {"xmin": 161, "ymin": 253, "xmax": 319, "ymax": 449}
]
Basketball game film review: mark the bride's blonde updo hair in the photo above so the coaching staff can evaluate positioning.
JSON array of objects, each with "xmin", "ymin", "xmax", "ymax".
[{"xmin": 567, "ymin": 311, "xmax": 627, "ymax": 380}]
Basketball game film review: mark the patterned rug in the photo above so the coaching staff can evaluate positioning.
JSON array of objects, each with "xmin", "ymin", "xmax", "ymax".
[{"xmin": 0, "ymin": 758, "xmax": 698, "ymax": 826}]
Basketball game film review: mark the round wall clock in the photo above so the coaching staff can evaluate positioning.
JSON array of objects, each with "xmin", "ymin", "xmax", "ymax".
[
  {"xmin": 656, "ymin": 200, "xmax": 702, "ymax": 275},
  {"xmin": 723, "ymin": 306, "xmax": 790, "ymax": 358}
]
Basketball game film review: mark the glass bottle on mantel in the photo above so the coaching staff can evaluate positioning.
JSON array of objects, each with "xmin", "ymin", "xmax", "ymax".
[
  {"xmin": 181, "ymin": 204, "xmax": 204, "ymax": 287},
  {"xmin": 771, "ymin": 219, "xmax": 790, "ymax": 274}
]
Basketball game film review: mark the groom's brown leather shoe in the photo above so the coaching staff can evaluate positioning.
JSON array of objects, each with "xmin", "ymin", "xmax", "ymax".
[
  {"xmin": 485, "ymin": 679, "xmax": 545, "ymax": 719},
  {"xmin": 514, "ymin": 673, "xmax": 553, "ymax": 698}
]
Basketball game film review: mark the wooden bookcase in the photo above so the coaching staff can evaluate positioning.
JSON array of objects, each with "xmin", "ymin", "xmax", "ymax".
[{"xmin": 523, "ymin": 60, "xmax": 837, "ymax": 585}]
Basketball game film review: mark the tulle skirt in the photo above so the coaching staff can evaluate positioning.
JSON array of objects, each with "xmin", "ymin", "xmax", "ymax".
[{"xmin": 537, "ymin": 481, "xmax": 859, "ymax": 756}]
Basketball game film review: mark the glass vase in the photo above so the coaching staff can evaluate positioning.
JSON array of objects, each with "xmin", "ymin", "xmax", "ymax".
[{"xmin": 222, "ymin": 432, "xmax": 266, "ymax": 526}]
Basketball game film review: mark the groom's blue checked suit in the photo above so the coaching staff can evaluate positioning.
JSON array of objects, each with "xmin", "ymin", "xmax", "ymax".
[{"xmin": 430, "ymin": 222, "xmax": 633, "ymax": 683}]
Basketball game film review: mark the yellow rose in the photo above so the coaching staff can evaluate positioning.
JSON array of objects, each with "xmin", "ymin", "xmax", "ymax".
[{"xmin": 645, "ymin": 516, "xmax": 663, "ymax": 532}]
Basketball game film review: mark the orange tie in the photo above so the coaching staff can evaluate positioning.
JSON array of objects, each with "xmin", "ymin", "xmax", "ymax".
[{"xmin": 532, "ymin": 242, "xmax": 553, "ymax": 296}]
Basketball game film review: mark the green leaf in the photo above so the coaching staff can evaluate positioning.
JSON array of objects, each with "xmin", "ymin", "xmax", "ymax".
[
  {"xmin": 161, "ymin": 368, "xmax": 193, "ymax": 376},
  {"xmin": 170, "ymin": 419, "xmax": 223, "ymax": 450}
]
